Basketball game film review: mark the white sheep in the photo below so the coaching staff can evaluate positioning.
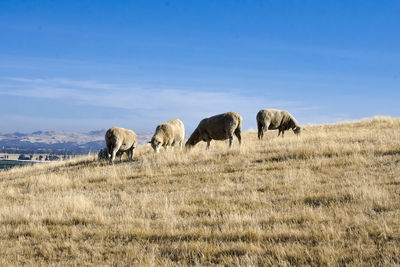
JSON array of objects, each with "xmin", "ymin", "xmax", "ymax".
[
  {"xmin": 186, "ymin": 112, "xmax": 242, "ymax": 150},
  {"xmin": 149, "ymin": 119, "xmax": 185, "ymax": 153},
  {"xmin": 256, "ymin": 109, "xmax": 301, "ymax": 140},
  {"xmin": 105, "ymin": 126, "xmax": 138, "ymax": 164}
]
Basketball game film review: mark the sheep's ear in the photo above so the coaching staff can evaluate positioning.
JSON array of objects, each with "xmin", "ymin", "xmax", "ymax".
[{"xmin": 148, "ymin": 141, "xmax": 152, "ymax": 144}]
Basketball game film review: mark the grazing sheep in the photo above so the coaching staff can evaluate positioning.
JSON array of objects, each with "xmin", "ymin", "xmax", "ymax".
[
  {"xmin": 98, "ymin": 148, "xmax": 109, "ymax": 160},
  {"xmin": 149, "ymin": 119, "xmax": 185, "ymax": 153},
  {"xmin": 256, "ymin": 109, "xmax": 301, "ymax": 140},
  {"xmin": 98, "ymin": 147, "xmax": 124, "ymax": 161},
  {"xmin": 105, "ymin": 126, "xmax": 138, "ymax": 164},
  {"xmin": 186, "ymin": 112, "xmax": 242, "ymax": 150}
]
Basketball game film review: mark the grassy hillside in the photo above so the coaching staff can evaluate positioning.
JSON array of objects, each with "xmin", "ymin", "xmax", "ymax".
[{"xmin": 1, "ymin": 117, "xmax": 399, "ymax": 266}]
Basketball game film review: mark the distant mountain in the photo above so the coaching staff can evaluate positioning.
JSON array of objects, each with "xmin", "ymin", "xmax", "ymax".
[{"xmin": 0, "ymin": 130, "xmax": 152, "ymax": 155}]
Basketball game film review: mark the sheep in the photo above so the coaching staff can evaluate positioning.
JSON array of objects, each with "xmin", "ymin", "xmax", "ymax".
[
  {"xmin": 149, "ymin": 119, "xmax": 185, "ymax": 153},
  {"xmin": 256, "ymin": 109, "xmax": 301, "ymax": 140},
  {"xmin": 185, "ymin": 112, "xmax": 242, "ymax": 150},
  {"xmin": 98, "ymin": 147, "xmax": 108, "ymax": 160},
  {"xmin": 98, "ymin": 147, "xmax": 124, "ymax": 161},
  {"xmin": 105, "ymin": 126, "xmax": 138, "ymax": 164}
]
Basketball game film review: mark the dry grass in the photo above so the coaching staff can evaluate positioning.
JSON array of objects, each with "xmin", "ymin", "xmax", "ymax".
[{"xmin": 1, "ymin": 116, "xmax": 399, "ymax": 266}]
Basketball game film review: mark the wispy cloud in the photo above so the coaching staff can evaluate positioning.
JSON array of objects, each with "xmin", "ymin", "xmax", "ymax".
[
  {"xmin": 0, "ymin": 76, "xmax": 298, "ymax": 110},
  {"xmin": 6, "ymin": 77, "xmax": 116, "ymax": 90},
  {"xmin": 0, "ymin": 77, "xmax": 114, "ymax": 101},
  {"xmin": 0, "ymin": 76, "xmax": 309, "ymax": 131}
]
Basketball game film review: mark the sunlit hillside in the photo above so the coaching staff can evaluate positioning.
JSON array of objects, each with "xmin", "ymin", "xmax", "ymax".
[{"xmin": 0, "ymin": 117, "xmax": 399, "ymax": 266}]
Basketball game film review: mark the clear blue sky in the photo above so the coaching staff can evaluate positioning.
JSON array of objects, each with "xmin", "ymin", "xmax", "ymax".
[{"xmin": 1, "ymin": 1, "xmax": 399, "ymax": 133}]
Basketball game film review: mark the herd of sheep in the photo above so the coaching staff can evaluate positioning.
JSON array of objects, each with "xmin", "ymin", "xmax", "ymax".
[{"xmin": 99, "ymin": 109, "xmax": 302, "ymax": 164}]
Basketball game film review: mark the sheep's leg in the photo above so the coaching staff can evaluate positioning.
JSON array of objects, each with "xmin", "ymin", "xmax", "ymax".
[
  {"xmin": 229, "ymin": 136, "xmax": 233, "ymax": 149},
  {"xmin": 110, "ymin": 146, "xmax": 119, "ymax": 164},
  {"xmin": 258, "ymin": 129, "xmax": 264, "ymax": 140},
  {"xmin": 206, "ymin": 141, "xmax": 211, "ymax": 150},
  {"xmin": 107, "ymin": 144, "xmax": 112, "ymax": 158},
  {"xmin": 129, "ymin": 148, "xmax": 134, "ymax": 161},
  {"xmin": 281, "ymin": 130, "xmax": 285, "ymax": 138},
  {"xmin": 234, "ymin": 128, "xmax": 242, "ymax": 147},
  {"xmin": 260, "ymin": 128, "xmax": 266, "ymax": 140},
  {"xmin": 179, "ymin": 141, "xmax": 183, "ymax": 151},
  {"xmin": 257, "ymin": 122, "xmax": 264, "ymax": 140}
]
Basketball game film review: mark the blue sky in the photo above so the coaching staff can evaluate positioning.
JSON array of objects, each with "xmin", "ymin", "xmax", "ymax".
[{"xmin": 1, "ymin": 1, "xmax": 399, "ymax": 133}]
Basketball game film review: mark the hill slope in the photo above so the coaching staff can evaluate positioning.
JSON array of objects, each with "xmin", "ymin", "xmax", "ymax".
[{"xmin": 0, "ymin": 117, "xmax": 399, "ymax": 266}]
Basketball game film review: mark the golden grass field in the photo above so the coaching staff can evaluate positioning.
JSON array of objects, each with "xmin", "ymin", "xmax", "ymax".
[{"xmin": 0, "ymin": 117, "xmax": 399, "ymax": 266}]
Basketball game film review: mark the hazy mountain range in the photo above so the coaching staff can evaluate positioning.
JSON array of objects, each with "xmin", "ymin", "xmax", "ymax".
[{"xmin": 0, "ymin": 130, "xmax": 152, "ymax": 155}]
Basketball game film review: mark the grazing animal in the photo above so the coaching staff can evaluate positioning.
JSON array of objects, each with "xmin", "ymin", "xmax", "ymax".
[
  {"xmin": 256, "ymin": 109, "xmax": 301, "ymax": 140},
  {"xmin": 105, "ymin": 126, "xmax": 138, "ymax": 164},
  {"xmin": 149, "ymin": 119, "xmax": 185, "ymax": 153},
  {"xmin": 98, "ymin": 148, "xmax": 109, "ymax": 160},
  {"xmin": 186, "ymin": 112, "xmax": 242, "ymax": 150},
  {"xmin": 98, "ymin": 147, "xmax": 124, "ymax": 161}
]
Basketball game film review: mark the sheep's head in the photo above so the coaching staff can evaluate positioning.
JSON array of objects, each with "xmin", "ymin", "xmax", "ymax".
[
  {"xmin": 149, "ymin": 136, "xmax": 163, "ymax": 153},
  {"xmin": 185, "ymin": 129, "xmax": 201, "ymax": 148},
  {"xmin": 293, "ymin": 126, "xmax": 301, "ymax": 135},
  {"xmin": 185, "ymin": 137, "xmax": 196, "ymax": 148}
]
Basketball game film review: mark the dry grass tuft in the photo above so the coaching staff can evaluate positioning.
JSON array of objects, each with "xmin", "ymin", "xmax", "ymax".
[{"xmin": 1, "ymin": 117, "xmax": 399, "ymax": 266}]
